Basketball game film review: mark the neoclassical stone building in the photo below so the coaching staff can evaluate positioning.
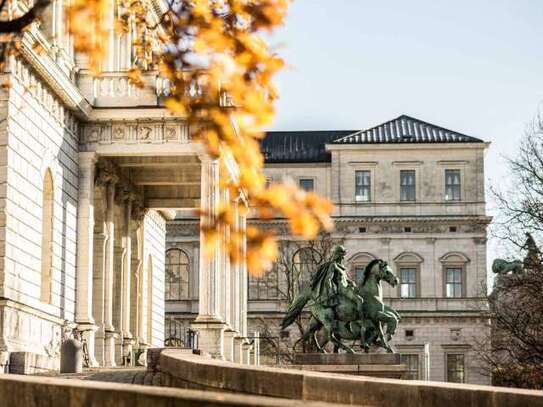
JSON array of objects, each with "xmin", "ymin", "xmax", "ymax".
[
  {"xmin": 0, "ymin": 0, "xmax": 248, "ymax": 372},
  {"xmin": 166, "ymin": 115, "xmax": 492, "ymax": 384}
]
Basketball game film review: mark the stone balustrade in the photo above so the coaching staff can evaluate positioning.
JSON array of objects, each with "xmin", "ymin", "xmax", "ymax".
[{"xmin": 160, "ymin": 349, "xmax": 543, "ymax": 407}]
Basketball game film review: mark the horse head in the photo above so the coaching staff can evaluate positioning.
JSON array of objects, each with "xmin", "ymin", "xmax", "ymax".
[{"xmin": 363, "ymin": 259, "xmax": 399, "ymax": 288}]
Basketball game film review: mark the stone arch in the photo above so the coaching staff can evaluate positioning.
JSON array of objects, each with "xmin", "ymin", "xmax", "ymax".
[
  {"xmin": 40, "ymin": 168, "xmax": 54, "ymax": 304},
  {"xmin": 439, "ymin": 252, "xmax": 471, "ymax": 264},
  {"xmin": 165, "ymin": 248, "xmax": 190, "ymax": 300},
  {"xmin": 394, "ymin": 252, "xmax": 424, "ymax": 264}
]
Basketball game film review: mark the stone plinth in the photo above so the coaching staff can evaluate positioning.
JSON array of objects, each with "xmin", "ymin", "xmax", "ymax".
[{"xmin": 292, "ymin": 353, "xmax": 407, "ymax": 379}]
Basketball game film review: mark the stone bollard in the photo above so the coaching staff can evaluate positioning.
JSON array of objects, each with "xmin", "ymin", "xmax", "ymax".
[{"xmin": 60, "ymin": 338, "xmax": 83, "ymax": 373}]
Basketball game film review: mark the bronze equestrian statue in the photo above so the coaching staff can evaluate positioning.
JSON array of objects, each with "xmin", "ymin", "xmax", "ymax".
[{"xmin": 281, "ymin": 246, "xmax": 400, "ymax": 353}]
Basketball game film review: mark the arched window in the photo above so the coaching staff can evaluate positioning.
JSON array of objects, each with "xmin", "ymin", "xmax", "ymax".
[
  {"xmin": 440, "ymin": 252, "xmax": 470, "ymax": 298},
  {"xmin": 40, "ymin": 169, "xmax": 54, "ymax": 303},
  {"xmin": 165, "ymin": 249, "xmax": 190, "ymax": 300},
  {"xmin": 293, "ymin": 248, "xmax": 321, "ymax": 289},
  {"xmin": 348, "ymin": 252, "xmax": 376, "ymax": 283},
  {"xmin": 394, "ymin": 252, "xmax": 424, "ymax": 298}
]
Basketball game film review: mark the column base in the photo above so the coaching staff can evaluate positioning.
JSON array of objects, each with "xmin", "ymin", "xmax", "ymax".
[
  {"xmin": 191, "ymin": 319, "xmax": 227, "ymax": 359},
  {"xmin": 233, "ymin": 336, "xmax": 244, "ymax": 364},
  {"xmin": 242, "ymin": 341, "xmax": 253, "ymax": 365},
  {"xmin": 223, "ymin": 330, "xmax": 237, "ymax": 362},
  {"xmin": 104, "ymin": 331, "xmax": 118, "ymax": 367},
  {"xmin": 77, "ymin": 323, "xmax": 99, "ymax": 368},
  {"xmin": 123, "ymin": 333, "xmax": 135, "ymax": 367}
]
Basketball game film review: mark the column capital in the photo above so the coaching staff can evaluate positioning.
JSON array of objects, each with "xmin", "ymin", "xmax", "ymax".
[
  {"xmin": 79, "ymin": 152, "xmax": 98, "ymax": 166},
  {"xmin": 96, "ymin": 159, "xmax": 120, "ymax": 186}
]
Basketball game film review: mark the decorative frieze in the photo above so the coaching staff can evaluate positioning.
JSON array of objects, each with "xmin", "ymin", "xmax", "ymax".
[{"xmin": 81, "ymin": 120, "xmax": 190, "ymax": 147}]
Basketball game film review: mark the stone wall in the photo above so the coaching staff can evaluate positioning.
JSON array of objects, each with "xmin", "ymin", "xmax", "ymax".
[
  {"xmin": 160, "ymin": 349, "xmax": 543, "ymax": 407},
  {"xmin": 0, "ymin": 57, "xmax": 79, "ymax": 357},
  {"xmin": 0, "ymin": 374, "xmax": 327, "ymax": 407}
]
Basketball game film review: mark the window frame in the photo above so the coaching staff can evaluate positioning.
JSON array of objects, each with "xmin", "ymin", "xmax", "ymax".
[
  {"xmin": 399, "ymin": 267, "xmax": 418, "ymax": 298},
  {"xmin": 446, "ymin": 353, "xmax": 466, "ymax": 383},
  {"xmin": 354, "ymin": 170, "xmax": 372, "ymax": 203},
  {"xmin": 444, "ymin": 266, "xmax": 465, "ymax": 298},
  {"xmin": 400, "ymin": 353, "xmax": 420, "ymax": 380},
  {"xmin": 444, "ymin": 169, "xmax": 462, "ymax": 201},
  {"xmin": 400, "ymin": 169, "xmax": 416, "ymax": 202},
  {"xmin": 248, "ymin": 266, "xmax": 280, "ymax": 300},
  {"xmin": 298, "ymin": 177, "xmax": 315, "ymax": 192},
  {"xmin": 394, "ymin": 252, "xmax": 423, "ymax": 298},
  {"xmin": 165, "ymin": 248, "xmax": 191, "ymax": 301}
]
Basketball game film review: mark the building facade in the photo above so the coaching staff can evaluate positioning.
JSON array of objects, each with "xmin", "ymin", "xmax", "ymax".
[
  {"xmin": 0, "ymin": 0, "xmax": 248, "ymax": 372},
  {"xmin": 166, "ymin": 115, "xmax": 492, "ymax": 384}
]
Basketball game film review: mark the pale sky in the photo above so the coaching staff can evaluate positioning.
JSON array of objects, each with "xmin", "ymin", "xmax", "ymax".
[{"xmin": 269, "ymin": 0, "xmax": 543, "ymax": 262}]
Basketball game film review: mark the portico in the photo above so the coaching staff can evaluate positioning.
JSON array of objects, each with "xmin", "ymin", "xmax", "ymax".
[{"xmin": 75, "ymin": 114, "xmax": 248, "ymax": 366}]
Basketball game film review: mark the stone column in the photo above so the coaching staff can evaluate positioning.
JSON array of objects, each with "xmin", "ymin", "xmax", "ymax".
[
  {"xmin": 191, "ymin": 158, "xmax": 227, "ymax": 358},
  {"xmin": 239, "ymin": 211, "xmax": 248, "ymax": 339},
  {"xmin": 121, "ymin": 192, "xmax": 136, "ymax": 363},
  {"xmin": 75, "ymin": 152, "xmax": 99, "ymax": 367},
  {"xmin": 104, "ymin": 178, "xmax": 118, "ymax": 367}
]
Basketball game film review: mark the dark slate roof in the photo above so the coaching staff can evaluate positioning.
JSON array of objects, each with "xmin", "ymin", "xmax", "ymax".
[
  {"xmin": 332, "ymin": 115, "xmax": 485, "ymax": 145},
  {"xmin": 262, "ymin": 130, "xmax": 358, "ymax": 163}
]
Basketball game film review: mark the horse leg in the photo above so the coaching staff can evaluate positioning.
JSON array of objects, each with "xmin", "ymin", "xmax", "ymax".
[
  {"xmin": 316, "ymin": 325, "xmax": 331, "ymax": 353},
  {"xmin": 303, "ymin": 317, "xmax": 322, "ymax": 351},
  {"xmin": 376, "ymin": 313, "xmax": 395, "ymax": 353}
]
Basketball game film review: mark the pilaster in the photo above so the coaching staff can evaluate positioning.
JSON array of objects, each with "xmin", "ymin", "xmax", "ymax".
[
  {"xmin": 192, "ymin": 157, "xmax": 227, "ymax": 358},
  {"xmin": 104, "ymin": 175, "xmax": 118, "ymax": 367},
  {"xmin": 75, "ymin": 152, "xmax": 99, "ymax": 367}
]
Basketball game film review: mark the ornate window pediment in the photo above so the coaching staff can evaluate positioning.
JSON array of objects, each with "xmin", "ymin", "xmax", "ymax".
[
  {"xmin": 440, "ymin": 252, "xmax": 470, "ymax": 264},
  {"xmin": 394, "ymin": 252, "xmax": 424, "ymax": 264}
]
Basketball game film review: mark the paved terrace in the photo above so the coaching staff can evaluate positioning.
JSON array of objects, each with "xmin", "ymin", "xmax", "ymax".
[{"xmin": 2, "ymin": 350, "xmax": 543, "ymax": 407}]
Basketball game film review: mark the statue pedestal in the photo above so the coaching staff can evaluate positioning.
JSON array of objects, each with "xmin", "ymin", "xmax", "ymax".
[{"xmin": 292, "ymin": 353, "xmax": 407, "ymax": 379}]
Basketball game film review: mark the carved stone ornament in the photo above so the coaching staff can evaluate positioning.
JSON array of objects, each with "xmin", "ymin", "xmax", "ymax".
[
  {"xmin": 95, "ymin": 159, "xmax": 120, "ymax": 186},
  {"xmin": 80, "ymin": 121, "xmax": 190, "ymax": 146}
]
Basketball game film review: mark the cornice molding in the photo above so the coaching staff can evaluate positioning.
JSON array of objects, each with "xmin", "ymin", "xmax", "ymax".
[{"xmin": 19, "ymin": 28, "xmax": 91, "ymax": 118}]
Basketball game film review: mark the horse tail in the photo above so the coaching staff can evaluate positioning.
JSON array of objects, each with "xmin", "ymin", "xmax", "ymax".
[{"xmin": 281, "ymin": 289, "xmax": 311, "ymax": 330}]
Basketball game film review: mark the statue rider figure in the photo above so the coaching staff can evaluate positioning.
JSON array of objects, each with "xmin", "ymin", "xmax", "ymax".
[{"xmin": 310, "ymin": 246, "xmax": 364, "ymax": 330}]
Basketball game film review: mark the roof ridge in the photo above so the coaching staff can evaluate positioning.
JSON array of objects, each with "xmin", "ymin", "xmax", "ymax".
[
  {"xmin": 397, "ymin": 115, "xmax": 482, "ymax": 141},
  {"xmin": 332, "ymin": 115, "xmax": 484, "ymax": 144}
]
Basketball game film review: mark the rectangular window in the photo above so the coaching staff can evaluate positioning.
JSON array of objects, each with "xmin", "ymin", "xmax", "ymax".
[
  {"xmin": 445, "ymin": 169, "xmax": 461, "ymax": 201},
  {"xmin": 400, "ymin": 268, "xmax": 417, "ymax": 298},
  {"xmin": 445, "ymin": 267, "xmax": 463, "ymax": 298},
  {"xmin": 355, "ymin": 170, "xmax": 371, "ymax": 202},
  {"xmin": 400, "ymin": 354, "xmax": 420, "ymax": 380},
  {"xmin": 446, "ymin": 354, "xmax": 465, "ymax": 383},
  {"xmin": 299, "ymin": 178, "xmax": 315, "ymax": 192},
  {"xmin": 400, "ymin": 170, "xmax": 416, "ymax": 201}
]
